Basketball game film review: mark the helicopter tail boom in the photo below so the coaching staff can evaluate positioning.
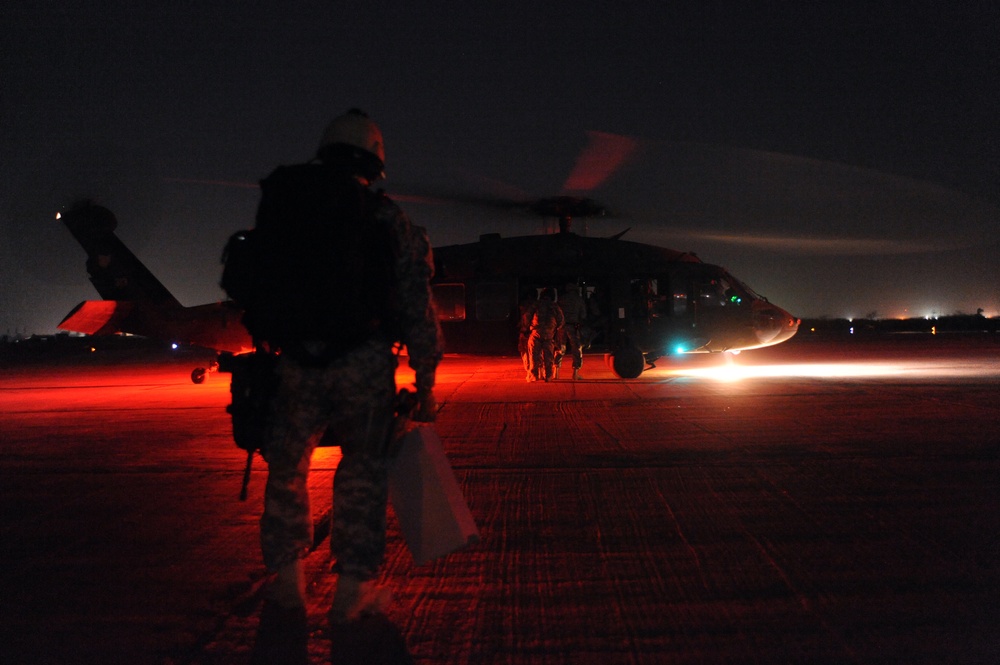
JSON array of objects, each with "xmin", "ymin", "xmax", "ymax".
[{"xmin": 58, "ymin": 202, "xmax": 253, "ymax": 354}]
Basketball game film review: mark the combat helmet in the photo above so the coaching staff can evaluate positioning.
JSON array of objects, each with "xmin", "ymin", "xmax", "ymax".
[{"xmin": 317, "ymin": 108, "xmax": 385, "ymax": 182}]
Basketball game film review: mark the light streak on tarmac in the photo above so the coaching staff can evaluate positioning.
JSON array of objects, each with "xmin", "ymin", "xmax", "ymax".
[{"xmin": 660, "ymin": 358, "xmax": 1000, "ymax": 382}]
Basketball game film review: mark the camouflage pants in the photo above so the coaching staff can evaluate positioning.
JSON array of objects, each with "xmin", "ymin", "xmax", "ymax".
[
  {"xmin": 527, "ymin": 331, "xmax": 557, "ymax": 380},
  {"xmin": 260, "ymin": 339, "xmax": 396, "ymax": 580},
  {"xmin": 518, "ymin": 332, "xmax": 530, "ymax": 371},
  {"xmin": 557, "ymin": 325, "xmax": 583, "ymax": 370}
]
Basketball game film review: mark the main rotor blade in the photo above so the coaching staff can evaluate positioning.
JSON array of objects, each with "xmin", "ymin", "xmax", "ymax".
[
  {"xmin": 561, "ymin": 131, "xmax": 638, "ymax": 193},
  {"xmin": 639, "ymin": 228, "xmax": 987, "ymax": 256},
  {"xmin": 594, "ymin": 141, "xmax": 999, "ymax": 254},
  {"xmin": 163, "ymin": 177, "xmax": 259, "ymax": 189}
]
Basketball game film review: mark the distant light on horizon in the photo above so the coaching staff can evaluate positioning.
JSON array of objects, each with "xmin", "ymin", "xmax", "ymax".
[{"xmin": 837, "ymin": 303, "xmax": 998, "ymax": 321}]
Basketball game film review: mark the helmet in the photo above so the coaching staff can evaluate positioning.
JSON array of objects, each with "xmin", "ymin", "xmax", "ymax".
[{"xmin": 317, "ymin": 109, "xmax": 385, "ymax": 179}]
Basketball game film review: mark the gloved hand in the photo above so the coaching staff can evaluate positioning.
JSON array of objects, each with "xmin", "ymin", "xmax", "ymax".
[{"xmin": 412, "ymin": 388, "xmax": 437, "ymax": 422}]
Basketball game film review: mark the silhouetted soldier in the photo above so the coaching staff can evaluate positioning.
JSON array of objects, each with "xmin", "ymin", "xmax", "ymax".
[
  {"xmin": 517, "ymin": 288, "xmax": 536, "ymax": 375},
  {"xmin": 525, "ymin": 287, "xmax": 564, "ymax": 382},
  {"xmin": 251, "ymin": 110, "xmax": 442, "ymax": 632},
  {"xmin": 556, "ymin": 281, "xmax": 588, "ymax": 379}
]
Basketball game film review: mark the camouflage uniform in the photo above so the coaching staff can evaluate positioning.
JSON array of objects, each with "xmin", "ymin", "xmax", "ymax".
[
  {"xmin": 260, "ymin": 196, "xmax": 441, "ymax": 580},
  {"xmin": 556, "ymin": 285, "xmax": 588, "ymax": 372},
  {"xmin": 526, "ymin": 296, "xmax": 564, "ymax": 381},
  {"xmin": 517, "ymin": 294, "xmax": 535, "ymax": 372}
]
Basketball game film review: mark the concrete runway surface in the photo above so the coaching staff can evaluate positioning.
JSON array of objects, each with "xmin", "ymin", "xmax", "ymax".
[{"xmin": 1, "ymin": 333, "xmax": 998, "ymax": 664}]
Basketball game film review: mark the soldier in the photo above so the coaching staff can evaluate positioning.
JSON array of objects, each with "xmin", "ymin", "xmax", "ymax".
[
  {"xmin": 256, "ymin": 110, "xmax": 442, "ymax": 627},
  {"xmin": 517, "ymin": 288, "xmax": 536, "ymax": 374},
  {"xmin": 525, "ymin": 287, "xmax": 564, "ymax": 382},
  {"xmin": 556, "ymin": 281, "xmax": 588, "ymax": 380}
]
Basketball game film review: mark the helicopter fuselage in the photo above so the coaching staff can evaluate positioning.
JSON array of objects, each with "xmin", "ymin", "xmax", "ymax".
[{"xmin": 430, "ymin": 230, "xmax": 799, "ymax": 377}]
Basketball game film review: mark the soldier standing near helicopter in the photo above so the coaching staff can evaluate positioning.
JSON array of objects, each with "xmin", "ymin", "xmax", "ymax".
[
  {"xmin": 525, "ymin": 287, "xmax": 564, "ymax": 382},
  {"xmin": 555, "ymin": 281, "xmax": 588, "ymax": 380},
  {"xmin": 229, "ymin": 110, "xmax": 442, "ymax": 638},
  {"xmin": 517, "ymin": 288, "xmax": 536, "ymax": 373}
]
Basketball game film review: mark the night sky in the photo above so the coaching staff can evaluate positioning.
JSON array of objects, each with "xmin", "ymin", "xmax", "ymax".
[{"xmin": 2, "ymin": 2, "xmax": 998, "ymax": 337}]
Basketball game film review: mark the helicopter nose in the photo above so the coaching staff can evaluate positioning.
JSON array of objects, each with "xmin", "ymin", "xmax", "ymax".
[
  {"xmin": 771, "ymin": 308, "xmax": 801, "ymax": 344},
  {"xmin": 752, "ymin": 302, "xmax": 800, "ymax": 345}
]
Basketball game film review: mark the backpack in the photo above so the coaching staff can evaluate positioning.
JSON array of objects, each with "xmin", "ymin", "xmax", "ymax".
[{"xmin": 221, "ymin": 163, "xmax": 396, "ymax": 361}]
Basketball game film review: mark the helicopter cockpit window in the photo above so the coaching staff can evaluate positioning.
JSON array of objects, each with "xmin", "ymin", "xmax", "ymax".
[
  {"xmin": 695, "ymin": 275, "xmax": 746, "ymax": 307},
  {"xmin": 432, "ymin": 283, "xmax": 466, "ymax": 321},
  {"xmin": 475, "ymin": 282, "xmax": 511, "ymax": 321}
]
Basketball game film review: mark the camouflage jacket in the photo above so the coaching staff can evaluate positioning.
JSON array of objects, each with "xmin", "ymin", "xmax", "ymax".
[
  {"xmin": 526, "ymin": 299, "xmax": 565, "ymax": 339},
  {"xmin": 375, "ymin": 194, "xmax": 442, "ymax": 393},
  {"xmin": 559, "ymin": 290, "xmax": 588, "ymax": 325}
]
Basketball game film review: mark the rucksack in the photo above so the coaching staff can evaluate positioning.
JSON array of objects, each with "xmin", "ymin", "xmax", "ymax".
[{"xmin": 221, "ymin": 163, "xmax": 396, "ymax": 361}]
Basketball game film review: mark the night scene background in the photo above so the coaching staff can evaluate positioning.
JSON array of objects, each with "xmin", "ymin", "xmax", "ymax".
[{"xmin": 2, "ymin": 2, "xmax": 998, "ymax": 338}]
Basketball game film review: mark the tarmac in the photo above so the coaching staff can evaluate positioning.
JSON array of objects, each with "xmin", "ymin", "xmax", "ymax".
[{"xmin": 1, "ymin": 332, "xmax": 998, "ymax": 664}]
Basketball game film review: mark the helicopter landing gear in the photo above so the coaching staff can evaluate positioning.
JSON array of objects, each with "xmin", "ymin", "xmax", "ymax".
[
  {"xmin": 608, "ymin": 346, "xmax": 645, "ymax": 379},
  {"xmin": 190, "ymin": 360, "xmax": 220, "ymax": 384}
]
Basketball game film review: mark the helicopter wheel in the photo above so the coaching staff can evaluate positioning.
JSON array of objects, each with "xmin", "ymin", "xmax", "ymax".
[
  {"xmin": 610, "ymin": 346, "xmax": 645, "ymax": 379},
  {"xmin": 191, "ymin": 367, "xmax": 207, "ymax": 384}
]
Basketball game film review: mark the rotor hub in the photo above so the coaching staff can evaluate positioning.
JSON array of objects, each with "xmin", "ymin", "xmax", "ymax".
[{"xmin": 529, "ymin": 196, "xmax": 608, "ymax": 220}]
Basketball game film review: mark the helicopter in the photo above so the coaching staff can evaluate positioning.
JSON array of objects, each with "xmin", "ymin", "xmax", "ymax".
[
  {"xmin": 414, "ymin": 131, "xmax": 800, "ymax": 377},
  {"xmin": 55, "ymin": 131, "xmax": 802, "ymax": 381},
  {"xmin": 57, "ymin": 194, "xmax": 798, "ymax": 382},
  {"xmin": 427, "ymin": 196, "xmax": 799, "ymax": 378}
]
